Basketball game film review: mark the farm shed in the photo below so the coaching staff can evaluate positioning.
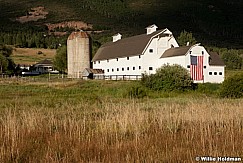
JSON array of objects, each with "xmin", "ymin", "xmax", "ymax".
[
  {"xmin": 82, "ymin": 68, "xmax": 104, "ymax": 80},
  {"xmin": 34, "ymin": 59, "xmax": 55, "ymax": 74}
]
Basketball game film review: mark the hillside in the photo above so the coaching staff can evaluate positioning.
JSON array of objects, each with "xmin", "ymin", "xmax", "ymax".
[{"xmin": 0, "ymin": 0, "xmax": 243, "ymax": 48}]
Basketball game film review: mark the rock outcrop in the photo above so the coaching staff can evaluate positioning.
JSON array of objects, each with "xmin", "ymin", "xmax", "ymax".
[
  {"xmin": 45, "ymin": 21, "xmax": 93, "ymax": 31},
  {"xmin": 16, "ymin": 6, "xmax": 48, "ymax": 23}
]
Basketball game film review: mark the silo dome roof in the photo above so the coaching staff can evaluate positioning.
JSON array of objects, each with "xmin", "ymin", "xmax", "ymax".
[{"xmin": 68, "ymin": 31, "xmax": 89, "ymax": 40}]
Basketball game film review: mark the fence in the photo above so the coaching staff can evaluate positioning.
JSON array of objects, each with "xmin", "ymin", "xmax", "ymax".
[
  {"xmin": 0, "ymin": 74, "xmax": 142, "ymax": 83},
  {"xmin": 0, "ymin": 74, "xmax": 72, "ymax": 83},
  {"xmin": 100, "ymin": 75, "xmax": 142, "ymax": 80}
]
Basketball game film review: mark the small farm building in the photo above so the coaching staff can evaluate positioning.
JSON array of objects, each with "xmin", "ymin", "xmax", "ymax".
[
  {"xmin": 34, "ymin": 59, "xmax": 57, "ymax": 74},
  {"xmin": 82, "ymin": 68, "xmax": 104, "ymax": 79}
]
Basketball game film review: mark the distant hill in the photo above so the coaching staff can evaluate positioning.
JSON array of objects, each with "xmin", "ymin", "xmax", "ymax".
[{"xmin": 0, "ymin": 0, "xmax": 242, "ymax": 48}]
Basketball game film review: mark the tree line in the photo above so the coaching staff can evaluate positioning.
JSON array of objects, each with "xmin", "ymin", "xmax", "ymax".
[{"xmin": 0, "ymin": 31, "xmax": 68, "ymax": 49}]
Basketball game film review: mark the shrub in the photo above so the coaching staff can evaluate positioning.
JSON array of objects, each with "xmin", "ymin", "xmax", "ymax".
[
  {"xmin": 141, "ymin": 64, "xmax": 194, "ymax": 92},
  {"xmin": 219, "ymin": 72, "xmax": 243, "ymax": 98},
  {"xmin": 222, "ymin": 50, "xmax": 242, "ymax": 70},
  {"xmin": 123, "ymin": 85, "xmax": 147, "ymax": 99},
  {"xmin": 196, "ymin": 83, "xmax": 221, "ymax": 95}
]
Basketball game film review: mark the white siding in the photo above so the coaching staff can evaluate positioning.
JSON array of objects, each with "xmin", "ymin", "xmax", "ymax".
[
  {"xmin": 93, "ymin": 55, "xmax": 143, "ymax": 79},
  {"xmin": 159, "ymin": 56, "xmax": 186, "ymax": 68},
  {"xmin": 142, "ymin": 35, "xmax": 179, "ymax": 74},
  {"xmin": 204, "ymin": 66, "xmax": 225, "ymax": 83}
]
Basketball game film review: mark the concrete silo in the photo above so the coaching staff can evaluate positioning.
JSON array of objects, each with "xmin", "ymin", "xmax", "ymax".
[{"xmin": 67, "ymin": 31, "xmax": 91, "ymax": 78}]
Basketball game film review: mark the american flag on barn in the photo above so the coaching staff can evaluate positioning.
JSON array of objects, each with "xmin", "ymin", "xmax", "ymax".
[{"xmin": 190, "ymin": 55, "xmax": 204, "ymax": 80}]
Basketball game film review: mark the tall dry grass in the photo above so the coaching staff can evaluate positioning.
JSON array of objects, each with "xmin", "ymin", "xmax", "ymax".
[{"xmin": 0, "ymin": 97, "xmax": 243, "ymax": 162}]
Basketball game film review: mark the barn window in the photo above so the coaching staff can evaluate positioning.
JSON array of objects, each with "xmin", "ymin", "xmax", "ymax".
[
  {"xmin": 219, "ymin": 72, "xmax": 222, "ymax": 75},
  {"xmin": 214, "ymin": 72, "xmax": 217, "ymax": 75},
  {"xmin": 122, "ymin": 68, "xmax": 124, "ymax": 71},
  {"xmin": 133, "ymin": 67, "xmax": 135, "ymax": 70},
  {"xmin": 139, "ymin": 55, "xmax": 141, "ymax": 58},
  {"xmin": 149, "ymin": 67, "xmax": 153, "ymax": 70},
  {"xmin": 117, "ymin": 58, "xmax": 119, "ymax": 61},
  {"xmin": 112, "ymin": 69, "xmax": 114, "ymax": 72},
  {"xmin": 187, "ymin": 65, "xmax": 190, "ymax": 68},
  {"xmin": 117, "ymin": 68, "xmax": 119, "ymax": 71},
  {"xmin": 98, "ymin": 61, "xmax": 100, "ymax": 64},
  {"xmin": 107, "ymin": 69, "xmax": 109, "ymax": 72},
  {"xmin": 127, "ymin": 67, "xmax": 129, "ymax": 71},
  {"xmin": 149, "ymin": 49, "xmax": 153, "ymax": 53},
  {"xmin": 209, "ymin": 72, "xmax": 212, "ymax": 75},
  {"xmin": 127, "ymin": 57, "xmax": 129, "ymax": 60},
  {"xmin": 204, "ymin": 66, "xmax": 206, "ymax": 69},
  {"xmin": 202, "ymin": 51, "xmax": 204, "ymax": 55},
  {"xmin": 94, "ymin": 61, "xmax": 96, "ymax": 64},
  {"xmin": 107, "ymin": 59, "xmax": 109, "ymax": 62},
  {"xmin": 139, "ymin": 66, "xmax": 141, "ymax": 70}
]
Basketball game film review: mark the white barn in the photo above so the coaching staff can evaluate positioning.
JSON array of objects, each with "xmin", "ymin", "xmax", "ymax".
[{"xmin": 92, "ymin": 25, "xmax": 225, "ymax": 83}]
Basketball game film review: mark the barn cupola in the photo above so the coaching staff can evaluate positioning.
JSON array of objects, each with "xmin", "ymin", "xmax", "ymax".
[
  {"xmin": 112, "ymin": 33, "xmax": 122, "ymax": 42},
  {"xmin": 146, "ymin": 24, "xmax": 158, "ymax": 35}
]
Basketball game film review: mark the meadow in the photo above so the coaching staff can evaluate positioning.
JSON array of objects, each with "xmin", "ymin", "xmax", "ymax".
[
  {"xmin": 0, "ymin": 79, "xmax": 242, "ymax": 162},
  {"xmin": 12, "ymin": 48, "xmax": 56, "ymax": 65}
]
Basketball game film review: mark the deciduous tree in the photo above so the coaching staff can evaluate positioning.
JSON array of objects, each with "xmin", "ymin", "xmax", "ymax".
[
  {"xmin": 53, "ymin": 45, "xmax": 67, "ymax": 73},
  {"xmin": 0, "ymin": 54, "xmax": 8, "ymax": 74},
  {"xmin": 0, "ymin": 45, "xmax": 14, "ymax": 74}
]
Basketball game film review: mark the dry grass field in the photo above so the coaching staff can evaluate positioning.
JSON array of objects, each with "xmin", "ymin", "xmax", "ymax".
[
  {"xmin": 0, "ymin": 80, "xmax": 242, "ymax": 162},
  {"xmin": 12, "ymin": 48, "xmax": 56, "ymax": 65}
]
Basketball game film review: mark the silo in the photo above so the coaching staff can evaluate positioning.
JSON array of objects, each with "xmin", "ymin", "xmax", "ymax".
[{"xmin": 67, "ymin": 31, "xmax": 91, "ymax": 78}]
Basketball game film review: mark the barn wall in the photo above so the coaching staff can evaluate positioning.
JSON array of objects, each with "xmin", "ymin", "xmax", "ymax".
[
  {"xmin": 93, "ymin": 55, "xmax": 143, "ymax": 78},
  {"xmin": 204, "ymin": 66, "xmax": 225, "ymax": 83},
  {"xmin": 142, "ymin": 35, "xmax": 179, "ymax": 74},
  {"xmin": 159, "ymin": 56, "xmax": 186, "ymax": 68}
]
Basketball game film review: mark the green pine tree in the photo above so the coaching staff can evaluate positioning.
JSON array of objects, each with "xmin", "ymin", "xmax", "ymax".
[{"xmin": 177, "ymin": 30, "xmax": 197, "ymax": 46}]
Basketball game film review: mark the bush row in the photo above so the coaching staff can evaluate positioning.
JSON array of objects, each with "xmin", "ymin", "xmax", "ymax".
[{"xmin": 123, "ymin": 64, "xmax": 243, "ymax": 99}]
